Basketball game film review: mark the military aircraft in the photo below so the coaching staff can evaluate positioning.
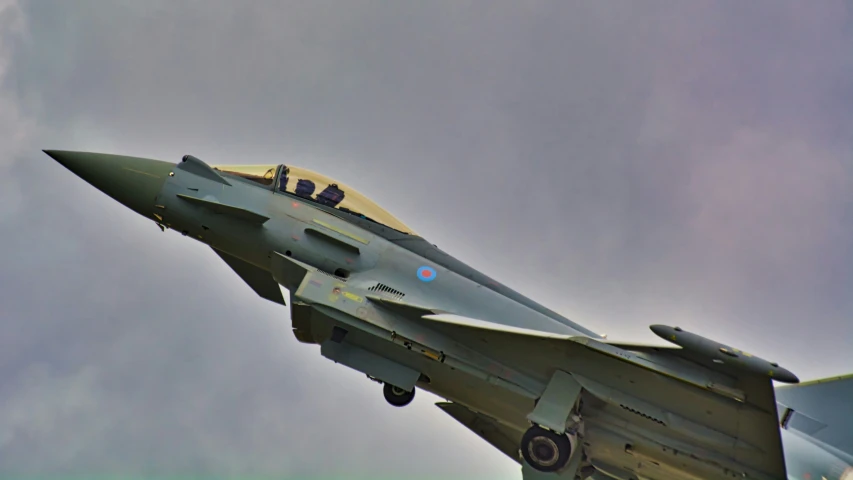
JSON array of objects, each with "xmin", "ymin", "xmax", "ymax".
[{"xmin": 43, "ymin": 150, "xmax": 852, "ymax": 480}]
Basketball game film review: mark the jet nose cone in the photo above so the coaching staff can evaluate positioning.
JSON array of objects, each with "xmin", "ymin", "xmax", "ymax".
[{"xmin": 44, "ymin": 150, "xmax": 175, "ymax": 219}]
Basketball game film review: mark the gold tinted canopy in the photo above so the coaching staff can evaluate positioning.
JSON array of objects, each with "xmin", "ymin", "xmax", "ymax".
[
  {"xmin": 212, "ymin": 164, "xmax": 415, "ymax": 235},
  {"xmin": 214, "ymin": 164, "xmax": 278, "ymax": 186}
]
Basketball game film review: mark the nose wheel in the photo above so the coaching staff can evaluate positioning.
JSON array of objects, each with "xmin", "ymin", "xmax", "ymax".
[
  {"xmin": 383, "ymin": 383, "xmax": 415, "ymax": 407},
  {"xmin": 521, "ymin": 425, "xmax": 572, "ymax": 473}
]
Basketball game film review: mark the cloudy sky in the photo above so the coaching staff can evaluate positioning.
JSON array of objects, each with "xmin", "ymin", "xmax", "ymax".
[{"xmin": 1, "ymin": 1, "xmax": 851, "ymax": 478}]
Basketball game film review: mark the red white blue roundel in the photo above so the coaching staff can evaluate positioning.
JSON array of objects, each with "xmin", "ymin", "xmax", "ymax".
[{"xmin": 417, "ymin": 266, "xmax": 437, "ymax": 282}]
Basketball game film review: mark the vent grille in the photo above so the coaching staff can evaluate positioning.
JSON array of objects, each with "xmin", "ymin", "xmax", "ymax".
[
  {"xmin": 316, "ymin": 269, "xmax": 348, "ymax": 282},
  {"xmin": 620, "ymin": 404, "xmax": 666, "ymax": 426},
  {"xmin": 367, "ymin": 283, "xmax": 405, "ymax": 300}
]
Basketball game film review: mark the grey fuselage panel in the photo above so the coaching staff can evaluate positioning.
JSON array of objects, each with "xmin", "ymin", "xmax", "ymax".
[{"xmin": 270, "ymin": 182, "xmax": 600, "ymax": 338}]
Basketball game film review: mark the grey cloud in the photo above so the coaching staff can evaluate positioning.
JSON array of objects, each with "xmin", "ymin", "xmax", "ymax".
[
  {"xmin": 2, "ymin": 0, "xmax": 852, "ymax": 477},
  {"xmin": 0, "ymin": 0, "xmax": 32, "ymax": 222}
]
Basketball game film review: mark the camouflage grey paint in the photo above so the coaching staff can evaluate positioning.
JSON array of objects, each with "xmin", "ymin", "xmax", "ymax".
[
  {"xmin": 776, "ymin": 376, "xmax": 853, "ymax": 480},
  {"xmin": 157, "ymin": 153, "xmax": 596, "ymax": 338},
  {"xmin": 43, "ymin": 150, "xmax": 852, "ymax": 480}
]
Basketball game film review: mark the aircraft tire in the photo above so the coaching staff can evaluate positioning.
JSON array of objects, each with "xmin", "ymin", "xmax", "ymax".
[
  {"xmin": 520, "ymin": 425, "xmax": 571, "ymax": 473},
  {"xmin": 383, "ymin": 383, "xmax": 415, "ymax": 407}
]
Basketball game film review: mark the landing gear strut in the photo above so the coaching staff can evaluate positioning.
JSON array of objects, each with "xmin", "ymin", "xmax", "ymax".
[
  {"xmin": 521, "ymin": 370, "xmax": 583, "ymax": 475},
  {"xmin": 521, "ymin": 425, "xmax": 573, "ymax": 473},
  {"xmin": 383, "ymin": 383, "xmax": 415, "ymax": 407}
]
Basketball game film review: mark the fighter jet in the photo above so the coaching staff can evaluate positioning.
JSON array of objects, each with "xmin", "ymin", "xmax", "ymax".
[{"xmin": 43, "ymin": 150, "xmax": 852, "ymax": 480}]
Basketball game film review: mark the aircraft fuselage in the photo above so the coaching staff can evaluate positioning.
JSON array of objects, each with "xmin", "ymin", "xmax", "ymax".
[{"xmin": 44, "ymin": 150, "xmax": 848, "ymax": 480}]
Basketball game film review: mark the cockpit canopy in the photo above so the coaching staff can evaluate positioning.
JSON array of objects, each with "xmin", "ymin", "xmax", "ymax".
[{"xmin": 212, "ymin": 164, "xmax": 415, "ymax": 235}]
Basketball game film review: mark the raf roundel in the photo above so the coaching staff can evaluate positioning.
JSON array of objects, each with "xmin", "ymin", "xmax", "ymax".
[{"xmin": 417, "ymin": 266, "xmax": 437, "ymax": 282}]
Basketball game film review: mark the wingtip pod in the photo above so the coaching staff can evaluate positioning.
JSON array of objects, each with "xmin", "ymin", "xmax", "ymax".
[
  {"xmin": 649, "ymin": 324, "xmax": 679, "ymax": 341},
  {"xmin": 650, "ymin": 324, "xmax": 800, "ymax": 384},
  {"xmin": 774, "ymin": 367, "xmax": 800, "ymax": 385}
]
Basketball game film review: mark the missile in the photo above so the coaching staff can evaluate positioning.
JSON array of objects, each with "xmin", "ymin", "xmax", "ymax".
[{"xmin": 650, "ymin": 325, "xmax": 799, "ymax": 384}]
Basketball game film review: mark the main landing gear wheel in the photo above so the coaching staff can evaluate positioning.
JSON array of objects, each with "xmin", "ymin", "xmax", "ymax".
[
  {"xmin": 383, "ymin": 383, "xmax": 415, "ymax": 407},
  {"xmin": 521, "ymin": 425, "xmax": 572, "ymax": 473}
]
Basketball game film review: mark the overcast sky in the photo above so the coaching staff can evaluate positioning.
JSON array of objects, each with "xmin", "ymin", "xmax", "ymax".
[{"xmin": 1, "ymin": 1, "xmax": 851, "ymax": 478}]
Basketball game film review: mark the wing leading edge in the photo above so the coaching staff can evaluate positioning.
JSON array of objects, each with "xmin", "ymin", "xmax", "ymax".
[
  {"xmin": 414, "ymin": 313, "xmax": 787, "ymax": 480},
  {"xmin": 775, "ymin": 373, "xmax": 853, "ymax": 458},
  {"xmin": 436, "ymin": 402, "xmax": 523, "ymax": 463}
]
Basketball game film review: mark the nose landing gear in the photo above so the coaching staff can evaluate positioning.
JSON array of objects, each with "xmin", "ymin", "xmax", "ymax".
[{"xmin": 383, "ymin": 383, "xmax": 415, "ymax": 407}]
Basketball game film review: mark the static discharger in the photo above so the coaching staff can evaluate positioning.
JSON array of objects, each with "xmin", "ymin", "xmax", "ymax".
[{"xmin": 650, "ymin": 325, "xmax": 799, "ymax": 384}]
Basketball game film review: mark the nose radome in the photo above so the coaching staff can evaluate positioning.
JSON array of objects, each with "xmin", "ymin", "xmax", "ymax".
[{"xmin": 43, "ymin": 150, "xmax": 175, "ymax": 220}]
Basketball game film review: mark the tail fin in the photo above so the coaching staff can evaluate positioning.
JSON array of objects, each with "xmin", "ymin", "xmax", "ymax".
[{"xmin": 776, "ymin": 373, "xmax": 853, "ymax": 456}]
